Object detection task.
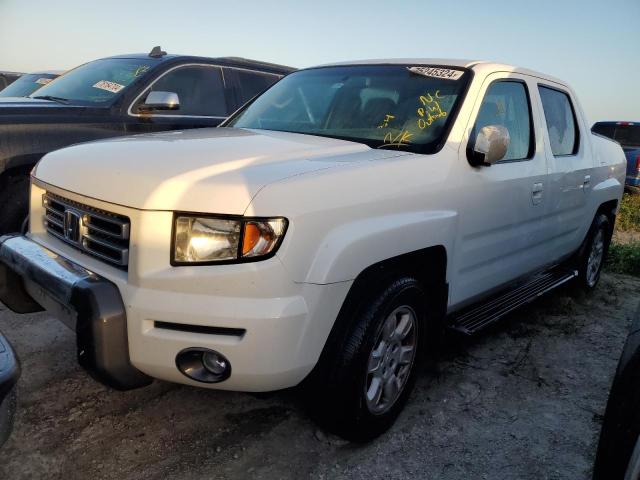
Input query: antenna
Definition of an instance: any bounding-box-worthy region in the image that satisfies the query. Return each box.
[149,46,167,58]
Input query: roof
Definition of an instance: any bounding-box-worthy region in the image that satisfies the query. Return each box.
[313,58,567,86]
[104,53,295,73]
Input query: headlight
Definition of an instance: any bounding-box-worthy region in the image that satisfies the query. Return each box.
[172,214,287,265]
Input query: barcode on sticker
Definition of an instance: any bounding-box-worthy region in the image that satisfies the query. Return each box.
[92,80,125,93]
[408,67,464,81]
[35,78,53,85]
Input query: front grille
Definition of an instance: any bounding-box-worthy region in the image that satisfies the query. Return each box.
[42,192,130,269]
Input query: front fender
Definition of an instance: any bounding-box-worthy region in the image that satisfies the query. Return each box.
[300,210,457,285]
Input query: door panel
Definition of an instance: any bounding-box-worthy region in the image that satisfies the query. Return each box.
[537,84,592,259]
[451,74,549,307]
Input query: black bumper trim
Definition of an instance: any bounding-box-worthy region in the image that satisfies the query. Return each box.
[0,235,151,390]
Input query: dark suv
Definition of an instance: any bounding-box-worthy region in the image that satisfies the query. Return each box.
[0,47,294,233]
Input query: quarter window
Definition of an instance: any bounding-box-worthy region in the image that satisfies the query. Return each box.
[471,81,533,161]
[141,66,228,117]
[538,86,579,156]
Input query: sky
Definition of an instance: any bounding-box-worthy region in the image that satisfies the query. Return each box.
[0,0,638,124]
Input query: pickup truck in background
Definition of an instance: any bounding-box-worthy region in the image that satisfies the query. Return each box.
[0,70,62,98]
[592,121,640,192]
[0,59,625,441]
[0,47,294,234]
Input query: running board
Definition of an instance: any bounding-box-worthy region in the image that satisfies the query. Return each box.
[449,268,578,335]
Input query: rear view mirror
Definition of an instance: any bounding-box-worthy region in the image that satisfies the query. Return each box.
[139,91,180,112]
[469,125,510,166]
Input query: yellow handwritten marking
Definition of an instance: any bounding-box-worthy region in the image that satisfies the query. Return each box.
[377,114,395,129]
[382,130,413,147]
[134,65,151,77]
[416,90,447,129]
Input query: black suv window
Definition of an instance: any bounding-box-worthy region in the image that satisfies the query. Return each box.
[471,80,533,161]
[233,69,280,105]
[144,65,228,117]
[539,86,579,156]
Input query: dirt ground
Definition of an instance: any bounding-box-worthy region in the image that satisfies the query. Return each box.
[0,273,638,480]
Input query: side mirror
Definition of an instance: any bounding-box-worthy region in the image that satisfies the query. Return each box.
[138,91,180,112]
[468,125,510,167]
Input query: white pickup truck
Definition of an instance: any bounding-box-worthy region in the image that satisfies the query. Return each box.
[0,59,626,441]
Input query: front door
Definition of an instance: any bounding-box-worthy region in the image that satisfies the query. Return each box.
[451,73,549,307]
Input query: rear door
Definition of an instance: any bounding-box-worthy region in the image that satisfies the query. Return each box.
[536,84,592,258]
[223,67,283,112]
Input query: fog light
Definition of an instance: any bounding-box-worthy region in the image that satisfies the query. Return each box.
[202,352,228,375]
[175,348,231,383]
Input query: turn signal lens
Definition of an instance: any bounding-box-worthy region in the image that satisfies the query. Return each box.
[242,219,287,258]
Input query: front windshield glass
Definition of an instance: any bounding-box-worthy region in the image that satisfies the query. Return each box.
[0,73,59,97]
[228,65,470,153]
[29,58,156,105]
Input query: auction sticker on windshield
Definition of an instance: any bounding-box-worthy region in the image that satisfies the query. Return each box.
[35,78,53,85]
[408,67,464,81]
[92,80,125,93]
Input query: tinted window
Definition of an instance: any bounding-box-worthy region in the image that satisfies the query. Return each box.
[30,58,155,105]
[234,69,280,105]
[228,65,470,154]
[143,66,228,117]
[539,86,579,156]
[471,81,533,161]
[592,122,615,139]
[613,125,640,148]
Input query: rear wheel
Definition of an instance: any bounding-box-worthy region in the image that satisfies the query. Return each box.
[575,214,612,290]
[0,173,30,235]
[306,276,428,442]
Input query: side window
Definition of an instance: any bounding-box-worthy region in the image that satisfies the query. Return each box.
[538,86,579,156]
[142,66,228,117]
[234,70,280,105]
[471,81,533,161]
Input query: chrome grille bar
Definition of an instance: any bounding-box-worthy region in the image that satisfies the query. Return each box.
[42,192,131,269]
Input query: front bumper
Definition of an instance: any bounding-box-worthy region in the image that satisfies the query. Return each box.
[0,235,151,390]
[0,234,350,392]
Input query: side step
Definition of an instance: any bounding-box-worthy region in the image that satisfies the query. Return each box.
[449,268,578,335]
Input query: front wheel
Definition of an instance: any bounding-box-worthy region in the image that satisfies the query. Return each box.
[576,214,612,290]
[306,277,427,442]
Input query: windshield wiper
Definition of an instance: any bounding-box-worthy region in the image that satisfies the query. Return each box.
[32,95,70,104]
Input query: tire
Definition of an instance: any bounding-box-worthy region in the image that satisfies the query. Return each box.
[306,276,427,442]
[0,387,17,448]
[0,173,30,235]
[575,213,612,291]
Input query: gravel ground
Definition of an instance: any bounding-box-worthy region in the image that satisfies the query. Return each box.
[0,272,638,480]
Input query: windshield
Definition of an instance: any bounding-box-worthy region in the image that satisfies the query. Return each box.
[29,58,156,105]
[227,65,470,153]
[0,73,58,97]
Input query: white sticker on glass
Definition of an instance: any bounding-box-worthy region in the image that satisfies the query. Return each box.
[407,67,464,81]
[35,78,53,85]
[92,80,125,93]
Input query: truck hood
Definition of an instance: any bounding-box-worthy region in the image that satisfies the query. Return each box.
[0,97,92,119]
[34,128,404,214]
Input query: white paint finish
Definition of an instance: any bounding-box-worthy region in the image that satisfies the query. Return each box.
[35,128,398,214]
[28,61,626,391]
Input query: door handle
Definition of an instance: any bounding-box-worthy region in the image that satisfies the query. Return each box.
[583,175,591,190]
[532,182,543,205]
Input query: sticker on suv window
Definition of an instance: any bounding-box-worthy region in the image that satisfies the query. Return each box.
[35,78,53,85]
[407,67,464,81]
[92,80,125,93]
